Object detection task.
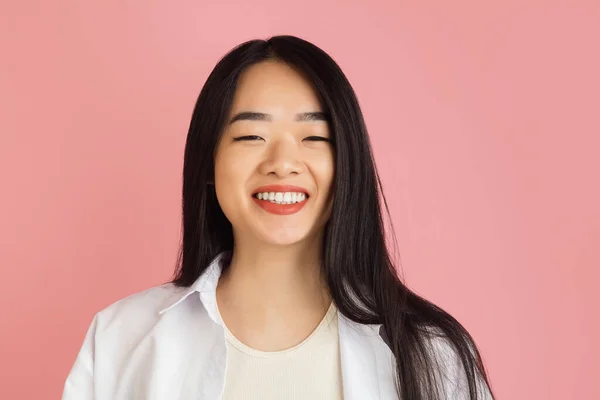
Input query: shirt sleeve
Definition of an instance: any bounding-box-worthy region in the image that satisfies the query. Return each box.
[62,314,97,400]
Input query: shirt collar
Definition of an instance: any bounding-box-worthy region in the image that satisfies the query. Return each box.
[157,250,383,335]
[157,250,232,322]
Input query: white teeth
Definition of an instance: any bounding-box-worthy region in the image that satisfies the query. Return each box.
[255,191,307,204]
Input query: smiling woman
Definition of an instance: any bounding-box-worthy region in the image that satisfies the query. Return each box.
[214,60,335,248]
[62,35,495,400]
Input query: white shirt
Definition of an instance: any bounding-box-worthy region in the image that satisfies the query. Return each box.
[62,251,491,399]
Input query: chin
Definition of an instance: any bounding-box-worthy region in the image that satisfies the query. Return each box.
[257,227,312,247]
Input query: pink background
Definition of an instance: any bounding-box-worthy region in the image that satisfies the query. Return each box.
[1,1,598,399]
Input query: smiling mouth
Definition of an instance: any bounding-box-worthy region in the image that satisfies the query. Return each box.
[251,192,309,204]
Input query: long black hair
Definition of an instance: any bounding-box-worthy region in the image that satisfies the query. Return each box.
[172,35,494,399]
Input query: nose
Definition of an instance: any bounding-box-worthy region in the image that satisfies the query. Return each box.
[258,135,305,178]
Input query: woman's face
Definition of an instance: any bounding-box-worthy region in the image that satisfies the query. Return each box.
[214,60,334,246]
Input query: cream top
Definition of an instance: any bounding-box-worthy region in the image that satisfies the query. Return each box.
[219,302,344,399]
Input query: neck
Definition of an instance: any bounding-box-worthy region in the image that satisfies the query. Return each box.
[216,234,331,330]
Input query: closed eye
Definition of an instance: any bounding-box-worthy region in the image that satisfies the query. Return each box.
[233,135,263,141]
[233,135,332,143]
[304,136,332,142]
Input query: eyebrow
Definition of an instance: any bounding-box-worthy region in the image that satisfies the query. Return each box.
[228,111,330,124]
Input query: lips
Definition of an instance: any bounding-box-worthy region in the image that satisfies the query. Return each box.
[251,184,310,216]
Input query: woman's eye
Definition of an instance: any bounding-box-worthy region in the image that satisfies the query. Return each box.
[304,136,331,142]
[233,135,263,141]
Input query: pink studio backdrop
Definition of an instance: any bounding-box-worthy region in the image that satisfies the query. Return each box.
[1,1,598,399]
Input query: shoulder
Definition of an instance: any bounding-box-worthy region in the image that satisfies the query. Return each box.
[63,282,201,397]
[98,282,183,318]
[87,282,188,338]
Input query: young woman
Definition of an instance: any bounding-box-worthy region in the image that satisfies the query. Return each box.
[63,35,494,399]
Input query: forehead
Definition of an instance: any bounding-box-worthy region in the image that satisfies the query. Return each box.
[230,60,323,114]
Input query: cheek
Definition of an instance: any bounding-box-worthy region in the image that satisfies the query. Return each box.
[213,149,254,215]
[214,148,243,184]
[215,143,257,176]
[213,178,240,227]
[311,153,335,196]
[213,151,239,216]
